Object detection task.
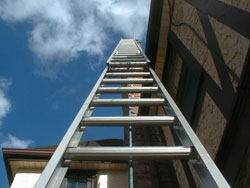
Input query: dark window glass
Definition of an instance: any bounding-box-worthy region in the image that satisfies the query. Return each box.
[67,178,87,188]
[60,172,96,188]
[176,62,201,122]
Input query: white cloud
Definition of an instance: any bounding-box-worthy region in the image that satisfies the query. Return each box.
[1,134,34,148]
[0,0,151,76]
[0,77,11,127]
[0,78,34,149]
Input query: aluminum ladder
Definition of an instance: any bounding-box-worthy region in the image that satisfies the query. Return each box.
[34,39,230,188]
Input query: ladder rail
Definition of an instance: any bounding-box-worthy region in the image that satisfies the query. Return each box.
[34,67,108,188]
[68,106,95,147]
[149,67,230,188]
[133,39,150,62]
[107,39,123,63]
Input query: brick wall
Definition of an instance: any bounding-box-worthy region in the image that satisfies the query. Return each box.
[124,83,154,188]
[123,74,180,187]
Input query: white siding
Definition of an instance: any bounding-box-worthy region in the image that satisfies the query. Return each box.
[11,173,41,188]
[97,170,129,188]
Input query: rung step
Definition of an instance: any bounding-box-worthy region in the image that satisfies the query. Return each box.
[81,116,175,126]
[97,87,158,93]
[102,78,154,84]
[109,68,145,72]
[105,72,151,77]
[108,62,148,67]
[116,51,139,53]
[110,59,146,62]
[117,48,138,50]
[112,56,144,59]
[91,98,165,106]
[113,54,143,57]
[115,53,139,55]
[65,146,195,160]
[116,50,139,52]
[116,51,138,53]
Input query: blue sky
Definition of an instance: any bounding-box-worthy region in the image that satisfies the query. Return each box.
[0,0,151,187]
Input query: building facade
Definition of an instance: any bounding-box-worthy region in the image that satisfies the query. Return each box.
[145,0,250,187]
[3,140,129,188]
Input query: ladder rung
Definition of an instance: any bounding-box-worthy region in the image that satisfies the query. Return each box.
[116,50,139,52]
[64,146,195,160]
[116,51,138,53]
[102,78,154,84]
[105,72,151,77]
[110,59,146,62]
[117,48,138,50]
[115,53,139,56]
[97,87,158,93]
[81,116,175,126]
[109,68,145,72]
[117,50,138,52]
[113,54,143,57]
[91,98,165,106]
[112,56,144,59]
[108,62,148,67]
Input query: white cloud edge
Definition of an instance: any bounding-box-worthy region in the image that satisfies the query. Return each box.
[0,77,11,124]
[0,134,34,148]
[0,77,34,148]
[0,0,151,77]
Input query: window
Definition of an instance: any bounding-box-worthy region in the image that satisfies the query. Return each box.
[163,44,202,124]
[176,62,201,122]
[60,170,97,188]
[66,177,90,188]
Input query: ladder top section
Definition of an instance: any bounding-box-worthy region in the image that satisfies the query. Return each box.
[107,39,150,63]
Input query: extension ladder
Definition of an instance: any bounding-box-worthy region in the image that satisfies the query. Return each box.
[34,39,230,188]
